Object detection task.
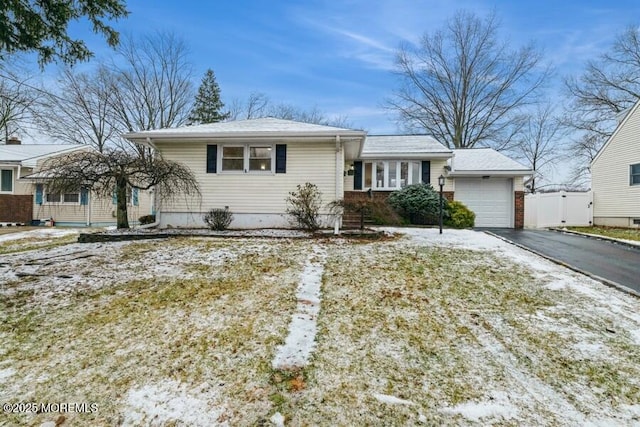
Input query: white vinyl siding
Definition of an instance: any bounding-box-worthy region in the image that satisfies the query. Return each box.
[592,103,640,218]
[157,140,337,214]
[33,186,152,225]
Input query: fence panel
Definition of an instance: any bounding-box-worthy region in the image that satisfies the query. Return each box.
[525,191,592,228]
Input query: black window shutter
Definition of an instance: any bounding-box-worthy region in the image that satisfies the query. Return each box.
[354,161,363,190]
[421,161,431,184]
[206,145,217,173]
[275,144,287,173]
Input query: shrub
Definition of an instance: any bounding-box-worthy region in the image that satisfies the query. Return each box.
[445,201,475,228]
[387,183,448,225]
[286,183,322,231]
[138,214,156,225]
[203,207,233,231]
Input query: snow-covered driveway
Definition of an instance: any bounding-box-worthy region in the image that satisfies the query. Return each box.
[1,227,638,426]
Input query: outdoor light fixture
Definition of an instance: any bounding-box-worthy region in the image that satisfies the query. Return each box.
[438,174,445,234]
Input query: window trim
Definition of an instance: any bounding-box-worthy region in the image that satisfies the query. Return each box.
[44,191,81,205]
[219,144,275,174]
[362,160,422,190]
[0,168,13,193]
[631,163,640,186]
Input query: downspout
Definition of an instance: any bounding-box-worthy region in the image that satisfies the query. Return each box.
[86,189,90,226]
[137,137,161,229]
[334,135,342,235]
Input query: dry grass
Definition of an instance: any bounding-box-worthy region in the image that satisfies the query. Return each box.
[567,226,640,242]
[1,230,639,425]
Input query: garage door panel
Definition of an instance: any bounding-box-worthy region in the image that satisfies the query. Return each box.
[455,178,512,227]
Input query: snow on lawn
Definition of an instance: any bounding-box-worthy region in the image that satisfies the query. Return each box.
[0,227,79,243]
[1,227,639,425]
[272,245,327,370]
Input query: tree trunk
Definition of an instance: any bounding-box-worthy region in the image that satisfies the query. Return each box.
[116,176,129,229]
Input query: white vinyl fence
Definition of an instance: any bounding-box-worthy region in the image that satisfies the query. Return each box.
[525,191,593,228]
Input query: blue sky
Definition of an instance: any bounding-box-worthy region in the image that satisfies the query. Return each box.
[57,0,640,134]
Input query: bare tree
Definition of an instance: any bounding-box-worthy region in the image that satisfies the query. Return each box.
[388,10,550,149]
[0,63,37,142]
[514,104,566,193]
[37,66,119,152]
[564,24,640,184]
[227,92,270,120]
[108,31,195,155]
[41,149,200,229]
[228,91,352,127]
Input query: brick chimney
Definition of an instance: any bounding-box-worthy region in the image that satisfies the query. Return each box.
[6,136,21,145]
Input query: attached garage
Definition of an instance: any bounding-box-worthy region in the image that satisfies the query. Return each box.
[454,177,513,227]
[447,148,532,229]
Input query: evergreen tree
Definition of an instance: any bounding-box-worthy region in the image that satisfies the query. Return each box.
[189,69,229,124]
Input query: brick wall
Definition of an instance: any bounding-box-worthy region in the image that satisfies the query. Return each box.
[0,195,33,223]
[344,190,454,202]
[514,191,524,229]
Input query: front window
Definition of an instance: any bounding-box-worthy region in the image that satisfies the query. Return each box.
[222,146,244,171]
[220,144,274,173]
[45,192,80,204]
[249,146,272,171]
[64,193,79,203]
[631,163,640,185]
[0,169,13,192]
[363,161,421,190]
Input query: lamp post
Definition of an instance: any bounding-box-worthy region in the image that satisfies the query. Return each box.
[438,174,445,234]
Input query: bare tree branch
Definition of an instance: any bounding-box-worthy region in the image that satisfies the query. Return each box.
[40,149,200,229]
[388,10,551,149]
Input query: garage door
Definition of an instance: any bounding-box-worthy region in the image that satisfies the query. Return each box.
[455,178,513,227]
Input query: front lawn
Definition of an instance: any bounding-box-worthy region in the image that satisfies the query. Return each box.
[567,226,640,242]
[1,228,639,425]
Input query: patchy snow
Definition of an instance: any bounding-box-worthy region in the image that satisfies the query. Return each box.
[0,227,79,243]
[0,367,15,380]
[2,226,640,425]
[270,412,285,426]
[123,381,228,427]
[272,245,327,370]
[373,393,415,405]
[440,392,519,422]
[105,227,312,238]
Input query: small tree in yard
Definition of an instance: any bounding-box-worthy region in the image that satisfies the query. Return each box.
[286,183,322,231]
[41,149,200,229]
[388,183,447,225]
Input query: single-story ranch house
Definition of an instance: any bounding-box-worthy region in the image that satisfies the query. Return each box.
[124,118,531,229]
[0,139,152,226]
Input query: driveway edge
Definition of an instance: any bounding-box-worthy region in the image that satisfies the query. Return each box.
[485,231,640,299]
[548,228,640,249]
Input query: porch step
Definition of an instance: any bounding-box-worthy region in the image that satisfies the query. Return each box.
[341,212,374,229]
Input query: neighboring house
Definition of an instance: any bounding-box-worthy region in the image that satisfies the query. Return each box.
[591,100,640,228]
[0,139,152,226]
[124,118,531,229]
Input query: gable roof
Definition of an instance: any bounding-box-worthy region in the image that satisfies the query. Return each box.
[591,98,640,167]
[359,135,452,159]
[448,148,531,176]
[0,144,88,168]
[123,117,367,143]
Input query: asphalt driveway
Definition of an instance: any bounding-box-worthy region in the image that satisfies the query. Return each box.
[486,229,640,295]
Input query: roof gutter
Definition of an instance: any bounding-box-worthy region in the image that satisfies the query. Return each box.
[447,170,533,177]
[123,130,366,142]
